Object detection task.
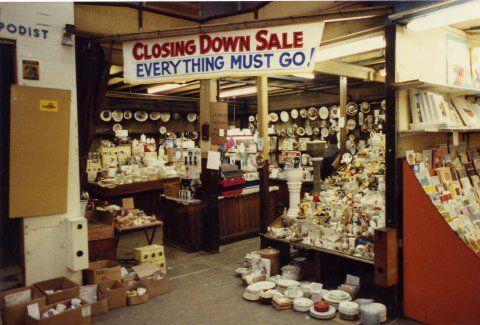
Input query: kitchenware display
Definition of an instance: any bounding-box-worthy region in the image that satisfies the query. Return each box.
[247,281,276,292]
[301,154,309,166]
[235,267,250,276]
[280,129,287,137]
[313,301,329,313]
[339,301,360,321]
[369,303,387,322]
[284,288,303,299]
[305,126,313,136]
[313,127,320,135]
[112,110,123,122]
[365,114,374,124]
[134,111,148,122]
[307,107,318,120]
[269,112,279,122]
[309,305,336,320]
[293,298,313,312]
[100,110,112,122]
[321,127,330,138]
[347,119,356,130]
[319,106,329,119]
[342,152,353,164]
[280,111,289,122]
[291,109,299,119]
[187,113,197,122]
[243,291,260,301]
[360,101,371,113]
[112,123,122,132]
[190,131,199,140]
[248,115,255,122]
[346,102,358,116]
[330,105,339,118]
[269,275,284,284]
[259,292,273,305]
[173,112,180,120]
[296,127,305,136]
[276,279,300,293]
[149,111,161,121]
[281,265,301,280]
[159,126,167,134]
[160,112,171,122]
[330,118,338,127]
[300,108,308,118]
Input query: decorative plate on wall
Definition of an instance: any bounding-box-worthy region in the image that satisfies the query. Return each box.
[307,107,318,120]
[360,102,371,113]
[319,106,329,120]
[100,110,112,122]
[280,111,290,122]
[291,109,299,119]
[160,112,171,122]
[300,108,308,118]
[346,102,358,116]
[134,111,148,122]
[149,112,161,121]
[112,110,123,122]
[123,111,132,120]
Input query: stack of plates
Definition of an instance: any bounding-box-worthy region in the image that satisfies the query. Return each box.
[360,304,381,324]
[243,289,260,301]
[322,290,351,309]
[284,288,303,299]
[370,303,387,322]
[309,305,336,320]
[293,297,313,312]
[246,281,275,293]
[355,298,374,306]
[272,296,293,310]
[276,279,299,293]
[339,301,360,320]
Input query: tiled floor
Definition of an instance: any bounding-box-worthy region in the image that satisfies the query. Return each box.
[94,237,417,325]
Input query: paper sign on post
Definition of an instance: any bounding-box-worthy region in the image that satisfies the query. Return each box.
[207,151,221,170]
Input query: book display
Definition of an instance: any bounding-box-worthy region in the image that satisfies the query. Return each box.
[405,143,480,255]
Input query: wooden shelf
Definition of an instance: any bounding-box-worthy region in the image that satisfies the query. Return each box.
[398,127,480,136]
[85,177,180,198]
[261,233,374,265]
[393,80,480,96]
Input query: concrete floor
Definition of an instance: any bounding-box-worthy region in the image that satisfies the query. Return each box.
[94,237,417,325]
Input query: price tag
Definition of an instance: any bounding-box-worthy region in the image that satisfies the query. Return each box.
[346,274,360,286]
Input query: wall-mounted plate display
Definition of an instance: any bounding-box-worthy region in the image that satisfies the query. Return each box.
[173,112,180,120]
[280,111,290,122]
[319,106,329,120]
[346,102,358,116]
[313,127,320,135]
[347,119,356,130]
[307,107,318,120]
[134,111,148,122]
[300,108,308,118]
[149,111,161,121]
[159,126,167,134]
[330,106,339,118]
[305,126,313,136]
[112,110,123,122]
[112,123,122,131]
[297,127,305,136]
[123,111,132,120]
[360,102,371,113]
[248,115,255,122]
[187,113,197,122]
[269,112,279,123]
[100,110,112,122]
[160,112,171,122]
[291,109,299,119]
[321,127,329,138]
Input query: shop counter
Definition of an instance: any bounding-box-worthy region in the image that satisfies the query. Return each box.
[84,177,180,218]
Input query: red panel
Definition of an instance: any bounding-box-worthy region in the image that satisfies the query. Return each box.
[403,161,480,324]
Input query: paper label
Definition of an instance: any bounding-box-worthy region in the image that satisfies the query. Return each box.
[39,99,58,112]
[346,274,360,286]
[4,289,31,307]
[206,151,221,170]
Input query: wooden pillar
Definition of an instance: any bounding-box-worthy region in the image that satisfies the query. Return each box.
[199,79,220,253]
[199,79,217,157]
[257,76,271,233]
[339,76,347,154]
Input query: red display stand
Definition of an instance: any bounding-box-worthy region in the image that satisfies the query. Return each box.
[403,161,480,324]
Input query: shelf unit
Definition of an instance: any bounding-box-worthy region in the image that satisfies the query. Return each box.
[393,80,480,97]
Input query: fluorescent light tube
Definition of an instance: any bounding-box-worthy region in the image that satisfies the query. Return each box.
[219,86,257,98]
[407,0,480,31]
[147,83,184,94]
[315,35,385,62]
[293,73,315,79]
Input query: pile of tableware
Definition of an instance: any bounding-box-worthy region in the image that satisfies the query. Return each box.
[243,281,275,301]
[284,286,303,299]
[360,304,381,324]
[281,265,301,280]
[369,303,387,322]
[322,290,352,309]
[338,301,360,320]
[309,301,336,320]
[292,297,313,312]
[309,282,323,301]
[272,296,293,310]
[276,279,299,294]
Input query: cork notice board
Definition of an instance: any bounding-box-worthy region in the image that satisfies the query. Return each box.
[210,102,228,145]
[9,85,71,218]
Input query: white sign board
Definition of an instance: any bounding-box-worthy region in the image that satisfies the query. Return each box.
[123,22,325,83]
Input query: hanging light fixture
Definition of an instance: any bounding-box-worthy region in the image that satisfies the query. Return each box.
[315,33,385,62]
[219,86,257,98]
[147,83,185,94]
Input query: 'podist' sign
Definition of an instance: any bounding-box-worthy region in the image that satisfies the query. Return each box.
[123,22,325,83]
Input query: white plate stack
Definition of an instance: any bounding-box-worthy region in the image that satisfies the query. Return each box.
[338,301,360,321]
[276,279,300,294]
[293,297,313,312]
[322,290,351,310]
[309,305,336,319]
[360,304,381,325]
[369,303,387,322]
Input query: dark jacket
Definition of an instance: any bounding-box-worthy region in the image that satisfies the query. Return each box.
[321,144,339,179]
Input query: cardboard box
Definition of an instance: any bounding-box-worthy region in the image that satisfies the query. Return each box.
[34,277,79,305]
[90,297,108,317]
[0,286,46,325]
[127,292,149,306]
[79,285,108,317]
[139,273,170,298]
[98,281,126,310]
[25,299,91,325]
[84,260,121,284]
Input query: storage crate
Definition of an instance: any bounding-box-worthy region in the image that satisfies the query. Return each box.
[151,257,167,274]
[134,245,164,263]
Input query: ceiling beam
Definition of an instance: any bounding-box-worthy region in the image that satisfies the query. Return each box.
[313,60,385,83]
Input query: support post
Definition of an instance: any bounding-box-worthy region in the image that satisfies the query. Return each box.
[199,79,220,253]
[257,76,271,233]
[339,76,347,154]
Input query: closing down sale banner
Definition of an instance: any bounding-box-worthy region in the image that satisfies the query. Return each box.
[123,22,325,83]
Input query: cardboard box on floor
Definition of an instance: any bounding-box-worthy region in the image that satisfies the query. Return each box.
[84,260,121,284]
[25,299,91,325]
[127,289,149,306]
[79,285,108,317]
[97,281,127,310]
[34,277,79,305]
[0,286,46,325]
[134,263,170,298]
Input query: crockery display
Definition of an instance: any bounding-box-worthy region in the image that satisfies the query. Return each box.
[112,110,123,122]
[149,111,161,121]
[319,106,329,120]
[300,108,308,118]
[160,112,171,122]
[307,107,318,120]
[280,111,290,122]
[134,111,148,122]
[291,109,299,119]
[100,110,112,122]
